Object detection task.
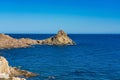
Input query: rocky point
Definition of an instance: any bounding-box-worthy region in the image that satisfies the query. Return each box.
[0,30,76,49]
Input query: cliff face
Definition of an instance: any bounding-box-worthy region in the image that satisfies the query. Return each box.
[0,30,76,49]
[0,56,37,80]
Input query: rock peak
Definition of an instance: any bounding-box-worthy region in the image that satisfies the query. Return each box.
[42,30,76,45]
[57,30,67,36]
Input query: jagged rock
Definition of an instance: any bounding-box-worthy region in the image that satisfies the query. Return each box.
[0,56,10,74]
[9,67,37,78]
[0,30,76,49]
[0,56,37,80]
[41,30,75,45]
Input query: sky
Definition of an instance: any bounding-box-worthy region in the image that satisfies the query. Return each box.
[0,0,120,34]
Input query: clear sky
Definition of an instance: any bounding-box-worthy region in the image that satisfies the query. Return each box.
[0,0,120,34]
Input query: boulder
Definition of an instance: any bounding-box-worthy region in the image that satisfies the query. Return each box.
[0,56,37,80]
[0,56,10,74]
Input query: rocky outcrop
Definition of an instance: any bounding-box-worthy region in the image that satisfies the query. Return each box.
[0,34,29,49]
[9,67,37,78]
[0,56,10,74]
[0,56,37,80]
[0,30,75,49]
[40,30,75,45]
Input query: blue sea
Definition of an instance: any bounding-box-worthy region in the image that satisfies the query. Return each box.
[0,34,120,80]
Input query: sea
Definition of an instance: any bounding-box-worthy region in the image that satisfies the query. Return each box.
[0,34,120,80]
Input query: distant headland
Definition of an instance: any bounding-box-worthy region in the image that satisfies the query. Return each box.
[0,30,76,49]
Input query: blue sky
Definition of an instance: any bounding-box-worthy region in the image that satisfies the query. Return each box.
[0,0,120,33]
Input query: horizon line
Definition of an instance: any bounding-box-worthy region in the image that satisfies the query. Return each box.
[1,33,120,35]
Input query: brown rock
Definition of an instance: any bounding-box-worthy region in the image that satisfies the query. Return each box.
[41,30,76,45]
[11,77,26,80]
[0,34,13,40]
[0,56,37,80]
[0,56,10,74]
[0,77,26,80]
[0,30,76,49]
[9,67,37,78]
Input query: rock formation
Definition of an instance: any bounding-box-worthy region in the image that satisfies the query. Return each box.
[0,34,37,49]
[0,56,37,80]
[40,30,75,45]
[0,30,76,49]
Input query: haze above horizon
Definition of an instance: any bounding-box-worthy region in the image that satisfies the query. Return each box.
[0,0,120,34]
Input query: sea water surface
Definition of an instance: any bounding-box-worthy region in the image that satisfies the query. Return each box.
[0,34,120,80]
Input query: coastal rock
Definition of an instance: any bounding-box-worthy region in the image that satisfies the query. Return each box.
[0,30,76,49]
[11,77,26,80]
[9,67,37,78]
[0,56,10,74]
[41,30,75,45]
[0,56,37,80]
[0,34,29,49]
[0,77,26,80]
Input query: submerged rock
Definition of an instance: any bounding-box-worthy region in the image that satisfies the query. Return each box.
[48,76,56,80]
[0,30,76,49]
[0,56,37,80]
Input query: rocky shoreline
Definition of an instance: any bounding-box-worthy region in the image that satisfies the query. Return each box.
[0,56,37,80]
[0,30,76,80]
[0,30,76,49]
